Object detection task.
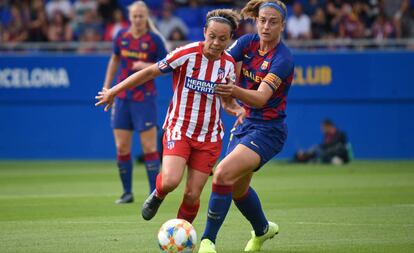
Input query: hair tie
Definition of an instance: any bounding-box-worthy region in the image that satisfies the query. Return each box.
[206,16,234,30]
[259,2,286,20]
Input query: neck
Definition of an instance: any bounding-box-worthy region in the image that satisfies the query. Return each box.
[259,36,281,53]
[130,27,147,37]
[202,44,221,61]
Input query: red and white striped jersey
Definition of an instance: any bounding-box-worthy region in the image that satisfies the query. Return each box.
[157,42,236,143]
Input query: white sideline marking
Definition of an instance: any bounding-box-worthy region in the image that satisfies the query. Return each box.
[289,222,414,227]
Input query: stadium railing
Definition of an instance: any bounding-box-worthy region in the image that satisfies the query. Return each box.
[1,38,414,53]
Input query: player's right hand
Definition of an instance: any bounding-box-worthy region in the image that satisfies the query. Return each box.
[95,88,115,112]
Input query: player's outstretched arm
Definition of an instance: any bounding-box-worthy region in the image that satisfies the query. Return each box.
[95,63,161,111]
[232,81,274,108]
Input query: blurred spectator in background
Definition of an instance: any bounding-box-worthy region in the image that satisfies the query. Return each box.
[47,11,73,42]
[98,0,118,24]
[45,0,73,20]
[311,7,331,39]
[372,12,395,40]
[28,0,48,41]
[72,0,97,36]
[2,4,28,42]
[293,119,351,165]
[393,0,414,38]
[157,3,188,40]
[103,8,128,41]
[333,3,365,39]
[76,9,103,41]
[0,0,413,45]
[303,0,324,17]
[287,1,311,40]
[77,27,102,53]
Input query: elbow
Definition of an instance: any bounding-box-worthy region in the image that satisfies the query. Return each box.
[254,100,267,108]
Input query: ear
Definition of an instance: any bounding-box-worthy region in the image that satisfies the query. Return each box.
[203,26,207,39]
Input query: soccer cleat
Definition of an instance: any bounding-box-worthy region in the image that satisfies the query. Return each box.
[244,222,279,251]
[115,192,134,204]
[141,190,163,220]
[198,238,216,253]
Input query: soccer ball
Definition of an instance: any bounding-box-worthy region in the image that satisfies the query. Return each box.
[157,218,197,253]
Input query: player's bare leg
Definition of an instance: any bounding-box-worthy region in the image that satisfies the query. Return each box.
[177,168,210,223]
[142,155,186,220]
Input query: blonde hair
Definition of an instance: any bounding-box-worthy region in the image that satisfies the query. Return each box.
[205,9,241,33]
[128,1,167,45]
[241,0,287,20]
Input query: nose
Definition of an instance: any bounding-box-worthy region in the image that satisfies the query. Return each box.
[213,38,220,45]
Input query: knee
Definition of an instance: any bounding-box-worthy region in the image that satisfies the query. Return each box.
[183,188,201,204]
[141,138,157,153]
[160,174,180,193]
[116,143,130,155]
[213,166,235,186]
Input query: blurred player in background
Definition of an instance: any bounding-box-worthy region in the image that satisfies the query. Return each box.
[96,9,244,223]
[198,1,294,252]
[101,1,167,204]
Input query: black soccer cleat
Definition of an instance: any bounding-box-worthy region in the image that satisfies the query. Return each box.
[141,190,163,220]
[115,192,134,204]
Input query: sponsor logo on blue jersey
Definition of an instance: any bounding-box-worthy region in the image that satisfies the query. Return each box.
[185,76,218,94]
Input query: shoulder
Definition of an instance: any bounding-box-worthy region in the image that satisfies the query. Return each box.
[223,51,236,65]
[273,42,294,66]
[235,33,259,47]
[147,31,163,41]
[166,41,200,60]
[114,28,129,40]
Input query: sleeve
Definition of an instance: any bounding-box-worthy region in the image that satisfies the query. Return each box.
[227,34,252,62]
[112,30,123,56]
[264,55,294,92]
[152,34,168,61]
[157,45,190,74]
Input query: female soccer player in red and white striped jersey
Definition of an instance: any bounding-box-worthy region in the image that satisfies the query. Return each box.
[96,9,244,224]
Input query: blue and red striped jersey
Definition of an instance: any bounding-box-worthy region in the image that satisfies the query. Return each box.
[228,33,294,121]
[113,28,167,101]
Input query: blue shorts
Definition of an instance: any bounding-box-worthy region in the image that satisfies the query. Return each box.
[111,97,157,132]
[226,118,287,171]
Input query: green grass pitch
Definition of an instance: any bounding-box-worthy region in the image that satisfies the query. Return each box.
[0,161,413,253]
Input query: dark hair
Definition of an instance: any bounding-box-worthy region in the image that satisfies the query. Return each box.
[322,118,334,127]
[205,9,241,33]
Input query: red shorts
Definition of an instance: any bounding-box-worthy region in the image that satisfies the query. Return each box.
[162,134,222,174]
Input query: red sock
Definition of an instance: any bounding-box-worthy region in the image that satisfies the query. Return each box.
[155,173,167,199]
[177,200,200,224]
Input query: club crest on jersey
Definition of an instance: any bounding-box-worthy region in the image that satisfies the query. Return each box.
[141,42,149,50]
[167,140,175,150]
[121,40,128,46]
[261,61,269,70]
[217,68,225,80]
[185,76,217,94]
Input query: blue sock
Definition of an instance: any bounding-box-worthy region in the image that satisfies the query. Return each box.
[143,152,160,193]
[234,187,268,236]
[117,154,133,194]
[202,184,233,243]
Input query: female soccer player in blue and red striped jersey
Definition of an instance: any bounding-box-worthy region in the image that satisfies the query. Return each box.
[198,1,294,252]
[96,9,244,224]
[101,1,167,204]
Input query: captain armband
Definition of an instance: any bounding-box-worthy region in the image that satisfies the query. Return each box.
[263,73,282,92]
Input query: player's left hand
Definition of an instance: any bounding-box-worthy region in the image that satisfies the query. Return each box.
[233,107,245,127]
[95,88,115,111]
